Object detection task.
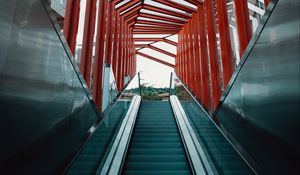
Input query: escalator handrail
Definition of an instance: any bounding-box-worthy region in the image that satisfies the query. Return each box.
[98,95,141,175]
[170,72,257,174]
[60,73,140,174]
[170,95,215,175]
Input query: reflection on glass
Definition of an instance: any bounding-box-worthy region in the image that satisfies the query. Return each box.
[170,73,253,175]
[66,74,140,174]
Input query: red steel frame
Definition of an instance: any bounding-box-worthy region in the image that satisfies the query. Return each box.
[234,0,252,57]
[205,0,221,110]
[63,0,80,55]
[92,0,108,110]
[216,0,234,88]
[79,0,96,89]
[63,0,259,113]
[264,0,270,8]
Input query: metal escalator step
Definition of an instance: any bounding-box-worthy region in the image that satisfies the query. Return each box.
[123,170,191,175]
[127,155,187,162]
[122,101,191,174]
[127,148,186,155]
[125,162,190,171]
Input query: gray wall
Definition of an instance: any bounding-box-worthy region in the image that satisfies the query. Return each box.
[0,0,98,174]
[215,0,300,174]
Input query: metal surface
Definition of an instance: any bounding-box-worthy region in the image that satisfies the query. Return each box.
[215,0,300,174]
[170,95,213,175]
[99,95,141,175]
[0,0,98,174]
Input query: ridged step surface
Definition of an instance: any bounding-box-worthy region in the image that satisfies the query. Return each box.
[122,101,191,175]
[180,101,253,175]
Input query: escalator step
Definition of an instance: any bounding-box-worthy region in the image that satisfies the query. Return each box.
[122,101,191,174]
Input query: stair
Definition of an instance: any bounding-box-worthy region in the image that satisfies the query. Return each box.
[122,101,191,175]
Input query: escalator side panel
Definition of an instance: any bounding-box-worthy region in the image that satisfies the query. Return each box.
[214,0,300,174]
[0,0,97,174]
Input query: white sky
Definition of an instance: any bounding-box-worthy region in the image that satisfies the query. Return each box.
[76,0,177,88]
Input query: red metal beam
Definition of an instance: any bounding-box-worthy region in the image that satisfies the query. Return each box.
[183,26,189,86]
[136,51,175,68]
[134,44,149,48]
[133,25,180,30]
[116,0,140,13]
[216,0,234,88]
[198,4,210,110]
[187,19,196,95]
[178,31,183,80]
[139,12,186,24]
[205,0,222,110]
[120,4,142,18]
[163,38,178,46]
[264,0,270,8]
[234,0,252,57]
[136,19,183,28]
[105,2,114,65]
[135,44,176,58]
[133,31,178,34]
[80,0,97,88]
[93,0,107,110]
[192,13,201,99]
[153,0,197,13]
[148,45,176,58]
[112,12,120,81]
[134,38,164,42]
[143,4,191,19]
[63,0,80,55]
[185,0,203,6]
[117,17,124,90]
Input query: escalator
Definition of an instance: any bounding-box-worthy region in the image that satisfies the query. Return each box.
[122,101,191,175]
[65,87,255,175]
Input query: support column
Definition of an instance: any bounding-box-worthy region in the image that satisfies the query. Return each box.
[264,0,270,8]
[117,18,124,90]
[205,1,222,110]
[216,0,234,88]
[80,0,97,88]
[234,0,252,57]
[192,13,201,100]
[112,12,119,78]
[105,2,114,65]
[188,20,196,94]
[63,0,80,55]
[92,0,107,110]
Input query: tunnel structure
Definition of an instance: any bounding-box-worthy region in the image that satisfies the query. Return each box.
[0,0,299,175]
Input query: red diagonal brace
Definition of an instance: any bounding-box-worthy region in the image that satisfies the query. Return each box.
[63,0,80,55]
[136,51,175,68]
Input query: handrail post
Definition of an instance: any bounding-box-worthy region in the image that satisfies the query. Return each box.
[138,72,142,96]
[169,72,173,96]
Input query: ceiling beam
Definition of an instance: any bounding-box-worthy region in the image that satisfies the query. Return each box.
[143,4,191,19]
[136,19,183,28]
[116,0,140,13]
[152,0,197,13]
[139,12,187,24]
[136,51,175,68]
[133,31,178,34]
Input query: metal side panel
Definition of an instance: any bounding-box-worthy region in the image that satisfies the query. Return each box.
[170,95,212,175]
[0,0,98,174]
[214,0,300,174]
